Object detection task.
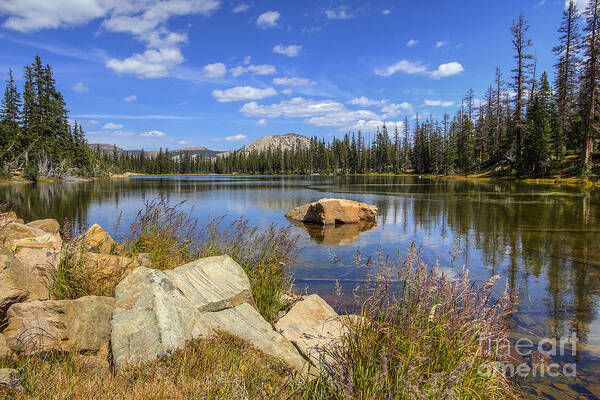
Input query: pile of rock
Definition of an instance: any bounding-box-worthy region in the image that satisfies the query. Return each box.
[0,211,353,383]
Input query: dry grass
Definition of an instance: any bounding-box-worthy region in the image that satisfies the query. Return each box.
[0,332,319,400]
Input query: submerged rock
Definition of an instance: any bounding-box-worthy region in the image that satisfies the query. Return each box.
[285,198,377,225]
[3,296,114,353]
[111,255,306,372]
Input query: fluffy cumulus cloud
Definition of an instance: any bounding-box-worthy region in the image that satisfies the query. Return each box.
[140,130,166,137]
[325,6,352,20]
[374,60,428,77]
[348,96,385,107]
[430,62,464,79]
[273,44,302,57]
[256,11,279,28]
[347,120,404,132]
[230,64,276,77]
[202,62,227,79]
[273,77,315,86]
[240,96,412,131]
[102,122,123,130]
[73,81,89,93]
[281,88,293,95]
[406,39,419,47]
[0,0,221,78]
[436,40,449,48]
[212,86,277,102]
[214,134,247,141]
[382,9,391,15]
[425,99,455,107]
[256,118,267,125]
[123,94,137,102]
[375,60,464,79]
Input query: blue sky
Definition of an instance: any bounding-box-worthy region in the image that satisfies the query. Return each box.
[0,0,587,150]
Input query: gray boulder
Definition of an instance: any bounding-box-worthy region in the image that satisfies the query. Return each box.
[3,296,114,353]
[111,255,306,372]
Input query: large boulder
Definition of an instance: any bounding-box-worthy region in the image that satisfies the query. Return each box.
[0,222,45,244]
[75,224,126,255]
[111,255,306,372]
[275,294,351,368]
[3,296,114,353]
[81,252,151,277]
[0,212,23,227]
[285,198,377,225]
[0,246,53,322]
[0,334,10,357]
[26,219,60,235]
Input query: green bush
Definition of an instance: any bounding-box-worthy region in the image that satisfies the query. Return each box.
[23,160,39,182]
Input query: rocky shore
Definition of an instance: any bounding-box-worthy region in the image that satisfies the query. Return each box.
[0,211,352,391]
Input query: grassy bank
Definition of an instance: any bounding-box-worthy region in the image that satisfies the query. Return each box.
[1,201,525,399]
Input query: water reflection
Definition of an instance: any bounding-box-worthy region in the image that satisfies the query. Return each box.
[288,219,377,246]
[0,175,599,393]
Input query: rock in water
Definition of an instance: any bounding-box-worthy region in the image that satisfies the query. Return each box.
[285,198,377,225]
[275,294,352,368]
[111,255,306,371]
[3,296,114,353]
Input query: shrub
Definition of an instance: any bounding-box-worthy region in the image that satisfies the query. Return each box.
[124,196,300,322]
[319,243,522,400]
[22,160,38,182]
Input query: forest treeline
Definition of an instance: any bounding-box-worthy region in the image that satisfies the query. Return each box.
[1,1,599,179]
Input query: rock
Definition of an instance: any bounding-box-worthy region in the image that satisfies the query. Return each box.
[0,246,51,322]
[26,219,60,235]
[285,198,377,225]
[0,212,23,226]
[3,296,114,354]
[0,222,45,245]
[0,334,11,357]
[111,255,306,372]
[81,252,151,277]
[291,219,377,246]
[0,368,22,394]
[275,294,349,368]
[12,244,58,299]
[75,224,125,255]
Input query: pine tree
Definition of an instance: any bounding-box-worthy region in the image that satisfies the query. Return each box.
[510,13,535,159]
[579,0,600,171]
[553,0,581,140]
[0,69,21,160]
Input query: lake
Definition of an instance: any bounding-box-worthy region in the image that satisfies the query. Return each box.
[1,175,599,397]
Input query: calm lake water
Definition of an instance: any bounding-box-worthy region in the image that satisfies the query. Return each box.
[1,175,599,397]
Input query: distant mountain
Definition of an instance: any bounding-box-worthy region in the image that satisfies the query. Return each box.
[88,144,224,159]
[220,133,311,157]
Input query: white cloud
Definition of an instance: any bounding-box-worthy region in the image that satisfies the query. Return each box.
[281,88,293,95]
[436,40,449,48]
[348,96,384,107]
[73,82,90,93]
[256,119,267,126]
[140,130,166,137]
[87,120,99,125]
[243,56,251,65]
[430,62,464,79]
[102,122,124,130]
[123,94,137,102]
[212,86,277,102]
[257,11,279,28]
[381,102,413,118]
[87,130,134,136]
[241,97,346,119]
[230,64,276,77]
[202,62,227,79]
[374,60,428,77]
[73,81,89,93]
[382,9,391,15]
[425,99,455,107]
[565,0,587,9]
[215,134,247,141]
[273,44,302,57]
[406,39,419,47]
[273,77,316,86]
[325,6,352,19]
[233,3,249,13]
[178,140,190,145]
[347,120,404,132]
